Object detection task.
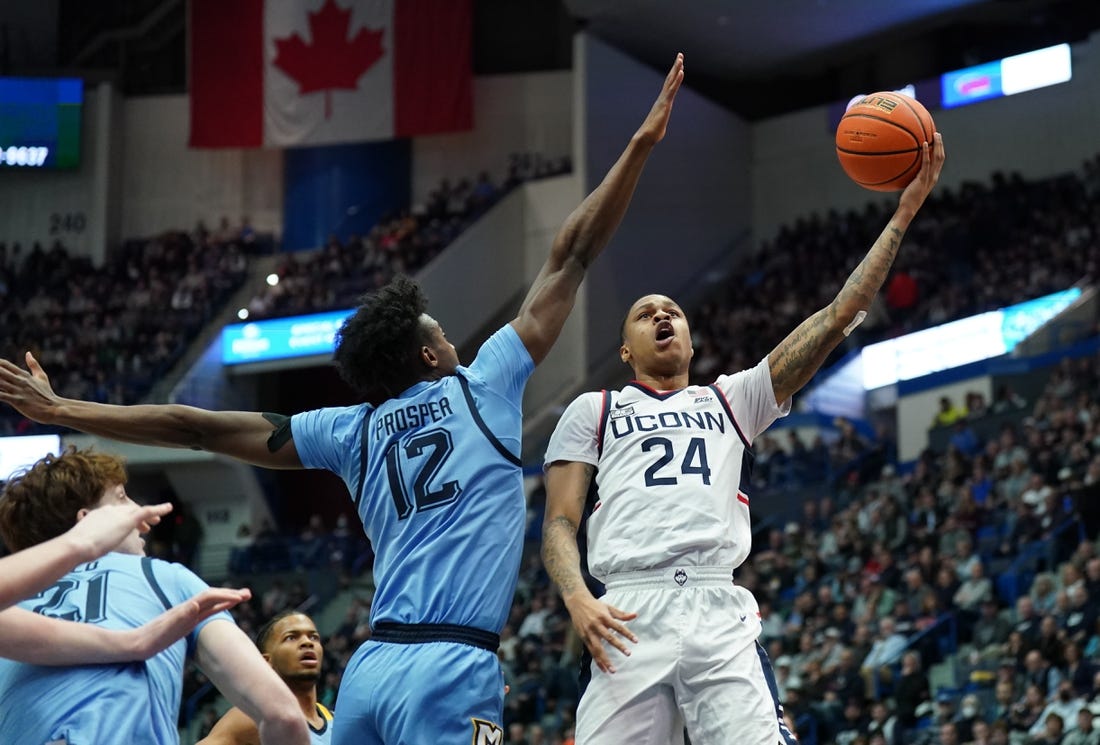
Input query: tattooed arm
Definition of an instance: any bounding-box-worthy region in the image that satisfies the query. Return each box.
[543,461,638,674]
[768,134,945,403]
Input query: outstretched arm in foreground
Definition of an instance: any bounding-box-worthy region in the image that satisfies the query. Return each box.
[0,501,172,610]
[0,587,249,665]
[542,461,638,674]
[196,619,310,745]
[0,354,302,468]
[512,54,685,364]
[768,134,946,403]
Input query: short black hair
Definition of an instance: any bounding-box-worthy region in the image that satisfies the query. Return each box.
[255,609,306,654]
[334,275,432,405]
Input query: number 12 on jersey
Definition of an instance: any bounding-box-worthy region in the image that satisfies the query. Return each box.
[385,428,463,519]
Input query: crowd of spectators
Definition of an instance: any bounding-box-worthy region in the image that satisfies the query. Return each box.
[172,154,1100,744]
[241,152,571,320]
[179,344,1100,745]
[0,228,251,435]
[687,157,1100,384]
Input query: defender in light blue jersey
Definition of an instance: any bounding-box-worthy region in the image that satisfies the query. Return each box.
[0,54,686,744]
[0,450,311,745]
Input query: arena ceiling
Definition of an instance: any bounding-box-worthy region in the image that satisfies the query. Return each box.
[561,0,1100,119]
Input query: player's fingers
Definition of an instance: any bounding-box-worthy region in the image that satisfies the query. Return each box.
[192,588,250,617]
[607,619,638,644]
[25,352,47,380]
[588,640,614,674]
[607,605,638,622]
[601,625,633,657]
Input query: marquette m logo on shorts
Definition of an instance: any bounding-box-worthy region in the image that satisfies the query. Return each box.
[609,405,634,419]
[471,718,503,745]
[674,569,687,586]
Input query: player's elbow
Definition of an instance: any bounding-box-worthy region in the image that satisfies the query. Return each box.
[256,706,309,744]
[826,299,866,336]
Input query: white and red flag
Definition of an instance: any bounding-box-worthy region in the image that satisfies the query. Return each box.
[189,0,472,148]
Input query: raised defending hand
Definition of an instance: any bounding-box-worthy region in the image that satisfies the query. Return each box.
[898,132,945,212]
[635,53,685,146]
[0,352,60,424]
[68,502,174,562]
[126,587,251,660]
[565,592,639,674]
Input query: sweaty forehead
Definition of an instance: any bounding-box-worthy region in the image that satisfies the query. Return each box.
[274,614,317,636]
[628,295,680,315]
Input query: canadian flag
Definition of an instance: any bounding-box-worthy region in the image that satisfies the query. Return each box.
[189,0,472,148]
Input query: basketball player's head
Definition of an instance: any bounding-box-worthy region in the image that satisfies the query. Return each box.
[256,610,323,687]
[0,447,144,555]
[334,275,459,406]
[619,294,693,377]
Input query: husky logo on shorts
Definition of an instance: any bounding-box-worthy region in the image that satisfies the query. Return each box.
[674,569,687,586]
[471,718,503,745]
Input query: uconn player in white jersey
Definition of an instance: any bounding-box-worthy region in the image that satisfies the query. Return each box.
[0,56,687,745]
[543,136,946,744]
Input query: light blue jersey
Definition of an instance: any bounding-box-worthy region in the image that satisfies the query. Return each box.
[292,324,533,633]
[292,324,533,745]
[0,552,231,745]
[311,703,334,744]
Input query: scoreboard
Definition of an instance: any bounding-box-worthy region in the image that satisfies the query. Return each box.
[0,77,83,170]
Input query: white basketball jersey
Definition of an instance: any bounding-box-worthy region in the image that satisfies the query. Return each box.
[545,357,790,581]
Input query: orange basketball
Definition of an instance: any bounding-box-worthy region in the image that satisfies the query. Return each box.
[835,92,936,192]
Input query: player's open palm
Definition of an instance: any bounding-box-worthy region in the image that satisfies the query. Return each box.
[565,592,638,674]
[0,352,61,423]
[636,53,684,145]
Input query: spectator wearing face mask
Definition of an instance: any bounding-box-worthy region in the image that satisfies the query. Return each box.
[1030,682,1086,740]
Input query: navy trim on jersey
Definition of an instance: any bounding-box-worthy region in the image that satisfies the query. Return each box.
[708,384,751,451]
[354,406,375,508]
[596,390,611,459]
[626,381,682,400]
[755,641,799,745]
[141,557,172,611]
[310,703,330,736]
[456,373,521,466]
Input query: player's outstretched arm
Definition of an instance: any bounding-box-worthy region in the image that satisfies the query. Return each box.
[0,587,249,665]
[767,134,945,403]
[511,53,685,364]
[0,501,172,610]
[543,460,638,675]
[0,352,302,468]
[195,619,310,745]
[196,706,260,745]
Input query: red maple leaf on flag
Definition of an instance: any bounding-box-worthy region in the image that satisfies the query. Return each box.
[272,0,385,119]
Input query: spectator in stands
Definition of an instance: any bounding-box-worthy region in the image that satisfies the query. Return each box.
[992,679,1019,725]
[1031,682,1085,740]
[1033,711,1067,745]
[973,599,1014,657]
[1063,707,1100,745]
[1026,650,1066,699]
[938,720,961,745]
[934,396,969,428]
[955,693,984,742]
[892,651,929,731]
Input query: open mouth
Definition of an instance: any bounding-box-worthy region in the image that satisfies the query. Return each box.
[299,652,319,665]
[655,322,675,343]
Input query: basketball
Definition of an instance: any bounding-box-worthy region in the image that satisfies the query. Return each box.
[835,91,936,192]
